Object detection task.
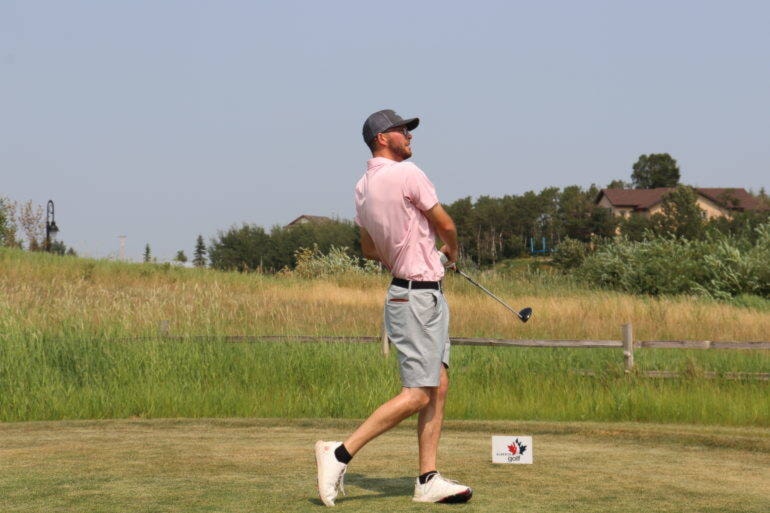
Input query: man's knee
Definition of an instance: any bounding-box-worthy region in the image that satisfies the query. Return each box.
[403,388,432,412]
[437,366,450,398]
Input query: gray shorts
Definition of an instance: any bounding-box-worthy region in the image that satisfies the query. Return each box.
[384,283,450,388]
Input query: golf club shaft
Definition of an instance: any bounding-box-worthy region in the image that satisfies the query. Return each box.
[455,268,524,320]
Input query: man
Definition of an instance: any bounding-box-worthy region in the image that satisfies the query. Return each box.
[314,109,472,506]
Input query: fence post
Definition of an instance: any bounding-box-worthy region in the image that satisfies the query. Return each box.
[381,324,390,356]
[622,323,634,372]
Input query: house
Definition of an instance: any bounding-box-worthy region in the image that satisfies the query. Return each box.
[285,215,333,228]
[596,187,764,220]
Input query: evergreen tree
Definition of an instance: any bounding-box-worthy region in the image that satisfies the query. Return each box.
[143,244,152,263]
[193,235,207,268]
[175,250,188,264]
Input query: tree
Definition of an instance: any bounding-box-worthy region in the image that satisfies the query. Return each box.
[631,153,681,189]
[472,195,506,265]
[174,250,188,264]
[207,219,359,273]
[18,200,45,250]
[143,244,152,263]
[0,197,17,247]
[208,224,272,272]
[619,213,653,241]
[193,235,207,267]
[558,185,595,241]
[707,209,770,244]
[270,219,359,270]
[650,185,705,239]
[444,197,474,262]
[606,179,630,189]
[49,240,69,256]
[758,187,770,208]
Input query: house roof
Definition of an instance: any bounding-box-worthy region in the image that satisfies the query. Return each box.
[695,188,764,210]
[596,187,764,212]
[285,214,333,228]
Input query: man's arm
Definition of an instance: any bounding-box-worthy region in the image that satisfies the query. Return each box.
[424,203,459,265]
[359,227,383,263]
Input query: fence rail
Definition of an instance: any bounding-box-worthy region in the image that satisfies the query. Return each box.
[154,321,769,379]
[447,338,623,348]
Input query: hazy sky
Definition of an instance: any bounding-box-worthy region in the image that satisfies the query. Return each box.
[3,1,769,261]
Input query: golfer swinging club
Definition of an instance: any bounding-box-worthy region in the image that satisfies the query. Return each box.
[315,109,472,506]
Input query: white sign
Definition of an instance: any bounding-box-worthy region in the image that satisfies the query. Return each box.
[492,436,533,464]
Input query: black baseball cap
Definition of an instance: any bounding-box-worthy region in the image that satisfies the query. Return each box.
[362,109,419,144]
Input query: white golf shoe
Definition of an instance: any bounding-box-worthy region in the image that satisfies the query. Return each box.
[413,473,473,503]
[315,441,347,506]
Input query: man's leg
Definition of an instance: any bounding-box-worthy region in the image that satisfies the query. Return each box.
[316,387,431,506]
[411,365,472,503]
[343,386,431,456]
[417,365,449,474]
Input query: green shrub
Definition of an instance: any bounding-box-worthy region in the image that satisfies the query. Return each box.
[552,237,588,270]
[291,244,379,278]
[576,222,770,298]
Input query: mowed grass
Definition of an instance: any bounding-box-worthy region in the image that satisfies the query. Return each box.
[1,419,768,513]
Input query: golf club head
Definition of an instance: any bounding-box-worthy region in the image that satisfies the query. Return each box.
[518,307,533,323]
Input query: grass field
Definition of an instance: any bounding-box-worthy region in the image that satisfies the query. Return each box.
[1,418,768,513]
[1,247,769,425]
[2,247,769,342]
[2,338,768,425]
[1,249,769,510]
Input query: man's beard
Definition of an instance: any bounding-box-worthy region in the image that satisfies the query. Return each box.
[389,140,412,161]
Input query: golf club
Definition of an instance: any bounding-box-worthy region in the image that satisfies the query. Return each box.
[441,254,532,322]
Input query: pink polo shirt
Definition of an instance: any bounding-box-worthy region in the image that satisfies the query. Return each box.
[354,157,445,281]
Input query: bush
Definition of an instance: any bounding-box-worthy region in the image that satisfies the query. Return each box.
[291,244,380,278]
[575,222,770,298]
[551,237,588,270]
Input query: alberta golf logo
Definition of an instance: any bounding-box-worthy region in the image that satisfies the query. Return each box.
[492,436,533,464]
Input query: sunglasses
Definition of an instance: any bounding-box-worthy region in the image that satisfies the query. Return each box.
[384,126,410,137]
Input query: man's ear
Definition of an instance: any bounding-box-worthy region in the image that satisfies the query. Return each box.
[373,132,388,149]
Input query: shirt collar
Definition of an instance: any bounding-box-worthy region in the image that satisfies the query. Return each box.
[367,156,397,172]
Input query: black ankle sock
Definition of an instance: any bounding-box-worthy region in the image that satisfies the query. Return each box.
[418,470,438,484]
[334,444,352,464]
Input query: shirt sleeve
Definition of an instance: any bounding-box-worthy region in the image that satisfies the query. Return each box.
[404,164,439,212]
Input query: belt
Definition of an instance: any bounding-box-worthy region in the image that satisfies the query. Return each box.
[391,277,442,290]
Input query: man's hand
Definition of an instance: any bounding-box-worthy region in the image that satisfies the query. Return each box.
[439,250,457,271]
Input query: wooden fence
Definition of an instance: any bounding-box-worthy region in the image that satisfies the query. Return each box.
[156,322,770,380]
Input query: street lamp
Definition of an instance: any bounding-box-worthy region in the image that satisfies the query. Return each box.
[45,199,59,252]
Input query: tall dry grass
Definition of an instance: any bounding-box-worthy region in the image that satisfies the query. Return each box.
[2,248,768,342]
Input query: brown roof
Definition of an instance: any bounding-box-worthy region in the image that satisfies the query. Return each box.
[285,215,333,228]
[597,187,764,212]
[695,188,764,211]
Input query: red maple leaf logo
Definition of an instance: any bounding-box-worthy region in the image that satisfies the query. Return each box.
[507,443,518,455]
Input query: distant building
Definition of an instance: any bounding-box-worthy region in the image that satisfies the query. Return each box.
[285,215,333,228]
[596,187,764,220]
